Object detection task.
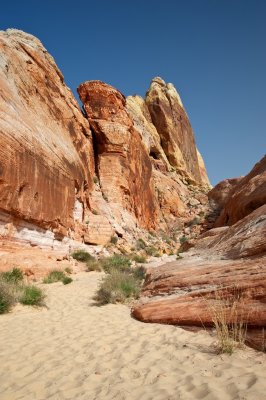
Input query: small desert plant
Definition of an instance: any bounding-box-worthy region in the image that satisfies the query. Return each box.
[43,270,66,284]
[64,267,72,274]
[133,266,146,280]
[0,280,16,314]
[1,267,23,284]
[186,217,201,227]
[92,209,99,215]
[62,276,73,285]
[93,269,140,305]
[19,285,45,306]
[86,259,102,272]
[135,238,147,250]
[100,254,132,274]
[208,286,248,354]
[130,254,147,264]
[145,246,160,257]
[93,176,99,184]
[71,250,94,263]
[179,235,188,244]
[110,235,118,245]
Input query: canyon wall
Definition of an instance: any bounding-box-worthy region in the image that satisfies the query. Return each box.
[0,29,210,256]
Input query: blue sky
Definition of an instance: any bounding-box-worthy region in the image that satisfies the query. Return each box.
[1,0,265,185]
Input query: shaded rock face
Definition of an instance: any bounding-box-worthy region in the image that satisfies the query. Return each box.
[132,158,266,350]
[214,155,266,226]
[0,29,95,240]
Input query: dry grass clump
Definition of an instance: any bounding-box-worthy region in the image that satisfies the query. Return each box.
[93,254,145,305]
[209,286,248,354]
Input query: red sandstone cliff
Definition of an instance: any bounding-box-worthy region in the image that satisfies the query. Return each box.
[0,29,210,257]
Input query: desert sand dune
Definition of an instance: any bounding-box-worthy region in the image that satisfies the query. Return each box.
[0,272,265,400]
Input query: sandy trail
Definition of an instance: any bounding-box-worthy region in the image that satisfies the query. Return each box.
[0,271,265,400]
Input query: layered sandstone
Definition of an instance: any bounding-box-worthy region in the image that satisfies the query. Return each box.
[77,81,158,230]
[0,29,210,272]
[145,77,209,186]
[213,155,266,226]
[132,159,266,350]
[0,29,94,246]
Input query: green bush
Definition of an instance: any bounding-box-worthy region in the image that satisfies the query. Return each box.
[1,267,23,284]
[179,235,188,244]
[0,281,16,314]
[43,270,66,284]
[145,246,160,257]
[130,254,147,264]
[64,267,72,274]
[62,276,73,285]
[100,254,131,274]
[135,238,147,250]
[19,285,45,306]
[93,269,140,305]
[71,250,95,263]
[133,266,146,280]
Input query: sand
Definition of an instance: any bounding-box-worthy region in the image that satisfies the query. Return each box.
[0,271,265,400]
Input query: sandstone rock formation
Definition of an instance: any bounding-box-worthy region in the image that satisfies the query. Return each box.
[0,29,210,276]
[77,81,157,230]
[213,155,266,226]
[145,77,210,186]
[0,29,95,249]
[133,158,266,350]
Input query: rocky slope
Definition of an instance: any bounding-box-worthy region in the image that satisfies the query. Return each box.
[0,29,210,269]
[132,156,266,350]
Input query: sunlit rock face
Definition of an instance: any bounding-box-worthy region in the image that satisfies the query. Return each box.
[78,80,158,230]
[145,77,209,186]
[0,28,211,258]
[0,29,95,241]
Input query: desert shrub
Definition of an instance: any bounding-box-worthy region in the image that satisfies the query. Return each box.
[110,235,118,245]
[0,280,16,314]
[135,238,147,250]
[176,254,183,260]
[93,269,140,305]
[86,259,102,272]
[71,250,94,263]
[19,285,45,306]
[179,235,188,245]
[1,267,23,284]
[64,267,72,274]
[62,276,73,285]
[186,217,201,227]
[133,266,146,280]
[145,246,160,257]
[93,176,99,184]
[100,254,131,274]
[43,270,66,284]
[130,254,147,264]
[92,209,99,215]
